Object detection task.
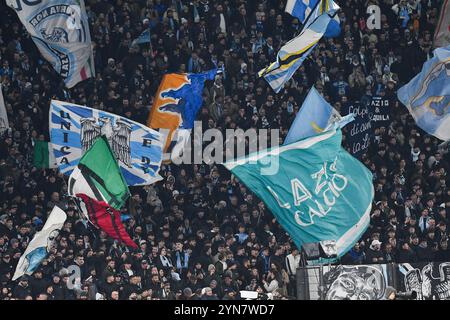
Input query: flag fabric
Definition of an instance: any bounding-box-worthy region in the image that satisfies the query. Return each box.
[131,28,151,47]
[68,136,130,211]
[434,0,450,48]
[13,206,67,280]
[0,84,8,133]
[285,0,340,38]
[6,0,95,88]
[260,0,340,93]
[50,100,164,185]
[397,45,450,141]
[284,86,353,145]
[76,193,137,249]
[147,69,217,154]
[224,129,374,261]
[33,140,58,169]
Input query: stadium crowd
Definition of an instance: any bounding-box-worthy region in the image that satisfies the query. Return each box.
[1,0,449,300]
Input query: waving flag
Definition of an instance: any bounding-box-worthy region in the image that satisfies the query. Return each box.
[397,45,450,141]
[13,206,67,280]
[261,0,340,93]
[147,69,217,156]
[224,129,373,261]
[285,0,340,38]
[6,0,95,88]
[0,84,8,133]
[68,136,130,211]
[33,140,58,169]
[131,28,151,47]
[50,100,164,185]
[76,194,137,248]
[284,86,354,145]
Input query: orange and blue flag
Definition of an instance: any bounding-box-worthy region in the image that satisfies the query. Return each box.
[147,69,217,153]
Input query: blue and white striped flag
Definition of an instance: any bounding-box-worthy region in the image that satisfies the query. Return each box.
[260,0,340,93]
[50,100,164,186]
[285,0,340,38]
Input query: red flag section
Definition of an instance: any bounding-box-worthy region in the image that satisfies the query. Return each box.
[76,193,137,249]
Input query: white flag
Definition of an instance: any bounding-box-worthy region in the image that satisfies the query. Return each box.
[6,0,95,88]
[12,206,67,281]
[0,84,8,133]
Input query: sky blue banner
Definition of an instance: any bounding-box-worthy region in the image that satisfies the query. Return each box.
[397,45,450,141]
[225,129,374,261]
[285,86,344,145]
[49,100,164,186]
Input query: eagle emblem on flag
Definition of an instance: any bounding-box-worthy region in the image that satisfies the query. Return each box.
[80,117,132,168]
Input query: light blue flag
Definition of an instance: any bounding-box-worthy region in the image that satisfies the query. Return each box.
[224,129,374,262]
[397,45,450,141]
[285,0,341,38]
[131,29,151,47]
[49,100,164,185]
[284,86,354,145]
[260,0,340,93]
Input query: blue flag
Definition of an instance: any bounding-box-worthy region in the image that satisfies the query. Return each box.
[284,86,354,145]
[260,0,340,93]
[131,29,151,47]
[397,45,450,141]
[285,0,341,38]
[224,129,374,261]
[50,100,164,186]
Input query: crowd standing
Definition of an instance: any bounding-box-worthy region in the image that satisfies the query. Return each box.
[1,0,449,300]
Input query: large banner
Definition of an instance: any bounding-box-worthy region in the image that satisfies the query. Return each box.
[342,102,372,157]
[306,264,389,300]
[6,0,95,88]
[398,262,450,300]
[225,129,374,261]
[50,100,164,186]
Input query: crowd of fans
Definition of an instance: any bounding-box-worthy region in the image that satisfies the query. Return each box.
[0,0,449,300]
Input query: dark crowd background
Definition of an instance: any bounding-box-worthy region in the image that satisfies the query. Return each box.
[0,0,449,300]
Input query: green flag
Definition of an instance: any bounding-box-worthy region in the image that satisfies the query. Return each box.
[33,140,57,169]
[224,129,374,260]
[68,136,130,210]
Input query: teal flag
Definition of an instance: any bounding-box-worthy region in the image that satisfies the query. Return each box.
[224,129,374,261]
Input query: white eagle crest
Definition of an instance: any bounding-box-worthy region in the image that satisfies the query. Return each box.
[80,117,132,168]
